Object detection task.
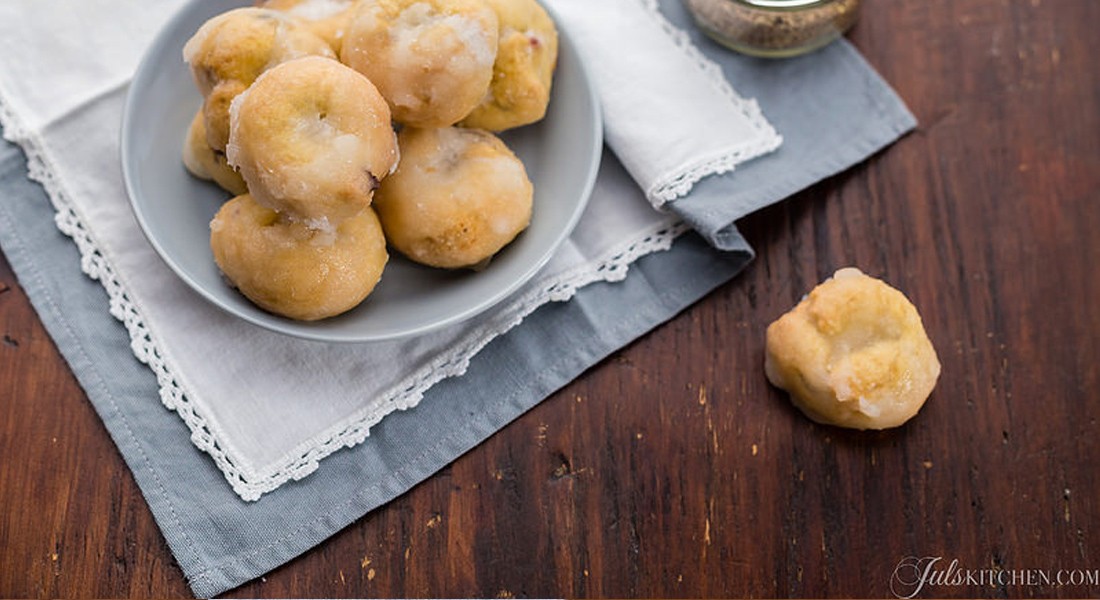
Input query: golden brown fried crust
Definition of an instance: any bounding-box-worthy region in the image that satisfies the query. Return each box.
[183,7,335,150]
[340,0,498,127]
[210,194,388,321]
[225,56,397,224]
[764,267,941,430]
[461,0,558,131]
[254,0,358,53]
[373,126,533,269]
[182,111,249,196]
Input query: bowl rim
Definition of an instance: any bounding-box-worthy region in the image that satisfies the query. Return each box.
[121,0,603,343]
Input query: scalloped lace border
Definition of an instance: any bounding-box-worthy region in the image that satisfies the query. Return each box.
[637,0,782,207]
[0,92,214,472]
[2,89,690,501]
[242,217,689,500]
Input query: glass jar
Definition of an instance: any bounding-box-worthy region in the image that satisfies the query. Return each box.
[683,0,862,58]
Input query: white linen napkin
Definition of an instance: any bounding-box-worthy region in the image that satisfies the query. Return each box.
[0,0,778,500]
[544,0,781,207]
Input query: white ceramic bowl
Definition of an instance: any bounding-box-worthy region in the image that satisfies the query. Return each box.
[122,0,601,342]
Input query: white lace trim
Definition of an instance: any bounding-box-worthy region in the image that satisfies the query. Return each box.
[2,85,691,501]
[637,0,783,207]
[0,90,246,496]
[243,217,689,500]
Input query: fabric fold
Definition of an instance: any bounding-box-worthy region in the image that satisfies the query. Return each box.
[659,5,918,249]
[0,0,917,594]
[0,0,692,502]
[544,0,782,208]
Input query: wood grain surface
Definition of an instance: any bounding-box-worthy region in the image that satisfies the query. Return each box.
[2,0,1098,597]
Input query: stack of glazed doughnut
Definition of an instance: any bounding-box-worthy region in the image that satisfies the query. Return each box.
[181,0,559,321]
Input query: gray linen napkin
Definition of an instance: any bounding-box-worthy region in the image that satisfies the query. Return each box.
[0,1,915,595]
[660,0,916,249]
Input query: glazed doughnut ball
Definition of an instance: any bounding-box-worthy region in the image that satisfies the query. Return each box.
[460,0,558,131]
[374,126,533,269]
[183,7,335,151]
[210,194,389,321]
[226,56,399,224]
[341,0,499,127]
[765,268,941,430]
[254,0,358,54]
[182,110,248,196]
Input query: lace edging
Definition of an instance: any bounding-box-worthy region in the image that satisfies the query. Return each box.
[242,217,689,500]
[0,91,253,500]
[637,0,783,207]
[3,88,691,501]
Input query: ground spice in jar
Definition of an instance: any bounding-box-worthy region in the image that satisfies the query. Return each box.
[684,0,861,58]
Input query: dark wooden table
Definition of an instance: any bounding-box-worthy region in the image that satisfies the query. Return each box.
[3,1,1098,597]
